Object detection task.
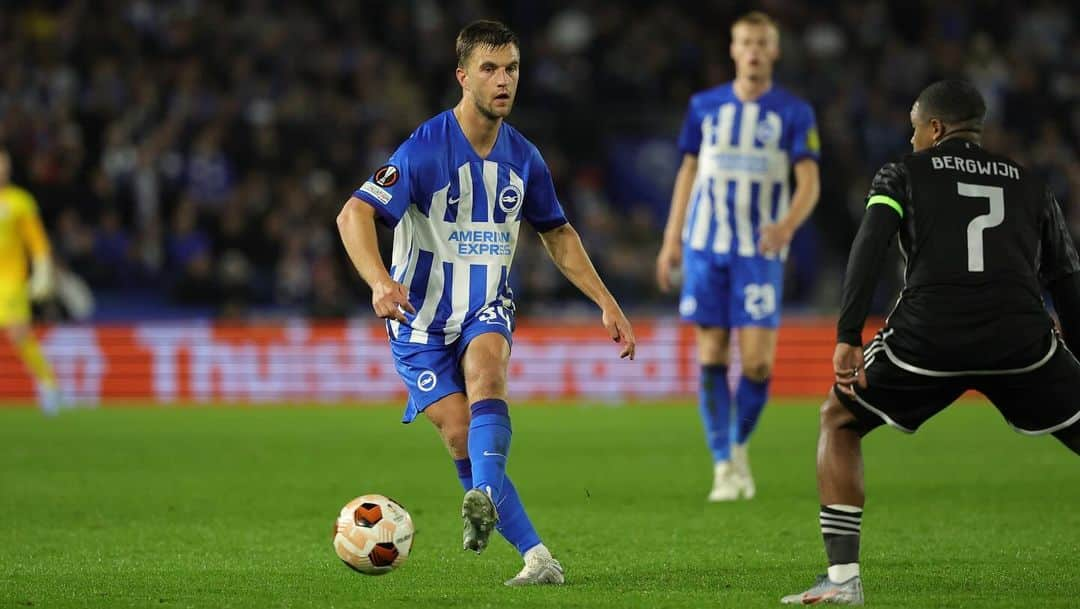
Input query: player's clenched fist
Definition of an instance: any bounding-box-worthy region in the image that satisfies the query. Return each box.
[758,221,795,255]
[655,241,682,293]
[372,279,415,324]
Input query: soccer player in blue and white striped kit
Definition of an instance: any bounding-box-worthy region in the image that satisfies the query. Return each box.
[337,20,636,586]
[656,12,821,502]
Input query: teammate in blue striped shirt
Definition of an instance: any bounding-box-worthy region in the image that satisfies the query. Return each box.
[656,11,821,502]
[337,20,636,586]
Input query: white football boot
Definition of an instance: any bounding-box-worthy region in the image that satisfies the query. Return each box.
[731,443,756,499]
[708,461,740,502]
[781,574,864,605]
[37,383,62,416]
[504,544,564,586]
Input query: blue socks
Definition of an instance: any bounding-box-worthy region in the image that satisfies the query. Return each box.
[734,376,769,444]
[454,458,474,489]
[457,398,542,555]
[699,365,771,460]
[468,399,512,496]
[454,458,540,555]
[699,365,732,462]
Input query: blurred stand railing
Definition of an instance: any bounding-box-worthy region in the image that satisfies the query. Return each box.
[0,317,859,405]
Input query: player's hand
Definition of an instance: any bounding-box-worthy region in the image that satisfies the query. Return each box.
[759,221,795,255]
[655,241,682,293]
[28,258,54,302]
[833,343,867,397]
[371,278,415,324]
[602,304,636,360]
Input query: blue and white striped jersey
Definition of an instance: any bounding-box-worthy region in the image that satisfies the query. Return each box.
[353,110,568,345]
[677,83,820,261]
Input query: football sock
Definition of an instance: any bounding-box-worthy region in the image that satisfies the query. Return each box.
[455,460,541,554]
[453,457,473,490]
[468,398,512,497]
[820,504,862,581]
[16,335,56,389]
[491,474,541,555]
[699,365,732,462]
[734,375,768,444]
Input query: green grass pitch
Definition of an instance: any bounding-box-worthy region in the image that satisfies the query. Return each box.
[2,400,1078,608]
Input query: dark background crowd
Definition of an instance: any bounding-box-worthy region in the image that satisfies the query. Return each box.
[2,0,1077,321]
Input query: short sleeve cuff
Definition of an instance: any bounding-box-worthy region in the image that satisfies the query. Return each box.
[531,217,569,233]
[353,191,401,228]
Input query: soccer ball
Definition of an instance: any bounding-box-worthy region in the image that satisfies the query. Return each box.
[333,494,415,575]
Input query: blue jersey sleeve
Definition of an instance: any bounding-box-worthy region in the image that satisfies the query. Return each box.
[523,147,569,232]
[787,101,821,164]
[352,139,417,228]
[676,100,702,156]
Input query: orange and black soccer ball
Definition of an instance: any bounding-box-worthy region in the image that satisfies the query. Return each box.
[333,494,415,575]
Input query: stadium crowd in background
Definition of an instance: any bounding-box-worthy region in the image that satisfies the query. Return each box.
[1,0,1076,320]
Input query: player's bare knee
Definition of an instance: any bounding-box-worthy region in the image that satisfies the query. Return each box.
[742,360,772,382]
[441,424,470,458]
[464,368,508,401]
[696,328,730,366]
[820,389,856,431]
[427,410,470,458]
[697,342,729,367]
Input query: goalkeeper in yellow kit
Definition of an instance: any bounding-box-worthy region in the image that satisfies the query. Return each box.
[0,147,60,414]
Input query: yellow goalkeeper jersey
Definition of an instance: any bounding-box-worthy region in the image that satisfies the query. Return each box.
[0,184,50,288]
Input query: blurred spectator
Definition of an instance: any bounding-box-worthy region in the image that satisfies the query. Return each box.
[0,1,1075,320]
[91,207,134,287]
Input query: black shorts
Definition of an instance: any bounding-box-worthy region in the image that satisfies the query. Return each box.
[836,329,1080,435]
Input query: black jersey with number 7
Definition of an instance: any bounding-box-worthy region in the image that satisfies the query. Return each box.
[843,138,1080,372]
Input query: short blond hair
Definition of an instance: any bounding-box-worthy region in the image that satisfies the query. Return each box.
[731,11,780,39]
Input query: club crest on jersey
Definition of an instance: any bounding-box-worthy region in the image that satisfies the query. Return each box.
[754,120,780,146]
[373,165,400,187]
[498,184,523,214]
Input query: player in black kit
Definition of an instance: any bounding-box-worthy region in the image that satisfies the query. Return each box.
[781,80,1080,605]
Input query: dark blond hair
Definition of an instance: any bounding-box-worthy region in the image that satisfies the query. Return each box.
[731,11,780,38]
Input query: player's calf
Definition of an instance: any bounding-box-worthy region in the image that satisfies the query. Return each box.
[818,390,868,506]
[821,388,881,438]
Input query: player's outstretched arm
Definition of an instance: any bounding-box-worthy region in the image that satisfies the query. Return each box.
[336,197,415,324]
[656,154,698,292]
[760,158,820,255]
[539,223,636,360]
